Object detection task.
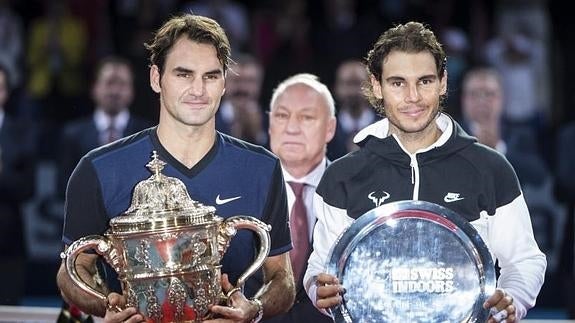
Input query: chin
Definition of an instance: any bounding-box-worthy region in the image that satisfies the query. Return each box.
[280,149,305,161]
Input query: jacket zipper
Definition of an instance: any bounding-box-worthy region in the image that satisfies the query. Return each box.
[410,154,419,200]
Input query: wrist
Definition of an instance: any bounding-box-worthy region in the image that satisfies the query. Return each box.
[250,298,263,323]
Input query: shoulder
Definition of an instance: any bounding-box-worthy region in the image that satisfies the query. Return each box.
[218,132,279,166]
[462,142,521,203]
[82,128,153,165]
[323,147,371,182]
[317,148,371,204]
[464,142,515,175]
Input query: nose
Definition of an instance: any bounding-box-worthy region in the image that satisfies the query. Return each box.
[285,115,302,134]
[188,77,205,97]
[405,84,421,102]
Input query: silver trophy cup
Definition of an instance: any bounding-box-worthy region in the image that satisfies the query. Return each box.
[61,152,271,322]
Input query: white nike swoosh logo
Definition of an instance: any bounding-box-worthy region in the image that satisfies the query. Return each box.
[215,195,242,205]
[444,196,464,203]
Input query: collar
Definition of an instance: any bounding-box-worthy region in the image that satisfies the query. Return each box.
[282,157,328,188]
[94,109,130,132]
[353,112,453,150]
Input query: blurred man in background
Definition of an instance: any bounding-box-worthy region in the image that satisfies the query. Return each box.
[330,59,377,158]
[57,56,152,196]
[216,53,267,144]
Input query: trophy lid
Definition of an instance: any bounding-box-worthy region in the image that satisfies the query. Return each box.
[109,151,218,233]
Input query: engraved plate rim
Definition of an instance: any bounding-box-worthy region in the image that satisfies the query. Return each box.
[326,200,496,323]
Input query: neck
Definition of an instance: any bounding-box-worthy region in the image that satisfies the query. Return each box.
[156,122,216,169]
[284,158,323,180]
[392,124,442,154]
[100,107,124,118]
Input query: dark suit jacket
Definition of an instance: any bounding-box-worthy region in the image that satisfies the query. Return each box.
[0,115,36,257]
[57,115,153,197]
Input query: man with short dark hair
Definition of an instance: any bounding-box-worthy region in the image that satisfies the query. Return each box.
[56,14,295,323]
[306,22,546,323]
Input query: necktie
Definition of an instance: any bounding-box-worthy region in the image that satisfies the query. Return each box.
[287,181,310,283]
[105,118,119,144]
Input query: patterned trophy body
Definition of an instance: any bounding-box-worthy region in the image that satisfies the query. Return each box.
[61,152,270,322]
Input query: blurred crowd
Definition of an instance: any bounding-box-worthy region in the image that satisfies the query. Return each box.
[1,0,574,318]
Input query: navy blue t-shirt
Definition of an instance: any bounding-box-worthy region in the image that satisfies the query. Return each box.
[62,127,291,297]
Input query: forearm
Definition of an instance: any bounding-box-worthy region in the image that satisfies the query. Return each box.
[498,255,546,319]
[490,195,547,319]
[305,194,352,302]
[56,257,109,317]
[254,254,295,319]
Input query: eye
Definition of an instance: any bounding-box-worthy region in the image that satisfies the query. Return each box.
[177,72,191,78]
[204,74,220,81]
[391,81,403,87]
[420,78,434,86]
[301,114,316,122]
[273,112,289,120]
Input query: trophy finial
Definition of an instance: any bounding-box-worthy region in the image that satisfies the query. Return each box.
[146,150,166,178]
[122,150,216,217]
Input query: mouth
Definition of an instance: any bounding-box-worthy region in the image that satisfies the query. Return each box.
[183,101,208,109]
[282,141,304,148]
[401,107,425,117]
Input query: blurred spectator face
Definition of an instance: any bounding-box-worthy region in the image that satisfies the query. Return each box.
[0,69,7,108]
[462,71,503,125]
[335,61,368,114]
[226,62,263,107]
[269,83,336,170]
[92,62,134,116]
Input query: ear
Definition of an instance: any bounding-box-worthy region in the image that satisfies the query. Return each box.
[221,70,227,96]
[440,70,448,96]
[370,74,383,99]
[150,65,161,93]
[325,116,337,143]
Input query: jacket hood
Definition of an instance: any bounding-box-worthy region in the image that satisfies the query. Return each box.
[353,113,477,166]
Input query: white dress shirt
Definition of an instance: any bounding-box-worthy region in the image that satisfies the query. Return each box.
[282,158,328,241]
[94,109,130,144]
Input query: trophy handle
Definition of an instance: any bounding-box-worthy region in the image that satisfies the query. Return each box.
[60,235,119,301]
[219,216,271,288]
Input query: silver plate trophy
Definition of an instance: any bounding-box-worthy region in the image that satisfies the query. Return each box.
[61,151,271,322]
[326,200,496,323]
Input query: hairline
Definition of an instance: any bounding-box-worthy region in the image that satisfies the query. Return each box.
[269,74,336,116]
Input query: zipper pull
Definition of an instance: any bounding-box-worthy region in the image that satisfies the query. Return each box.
[410,160,415,184]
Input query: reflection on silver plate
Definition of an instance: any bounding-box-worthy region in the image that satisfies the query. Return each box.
[326,200,496,323]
